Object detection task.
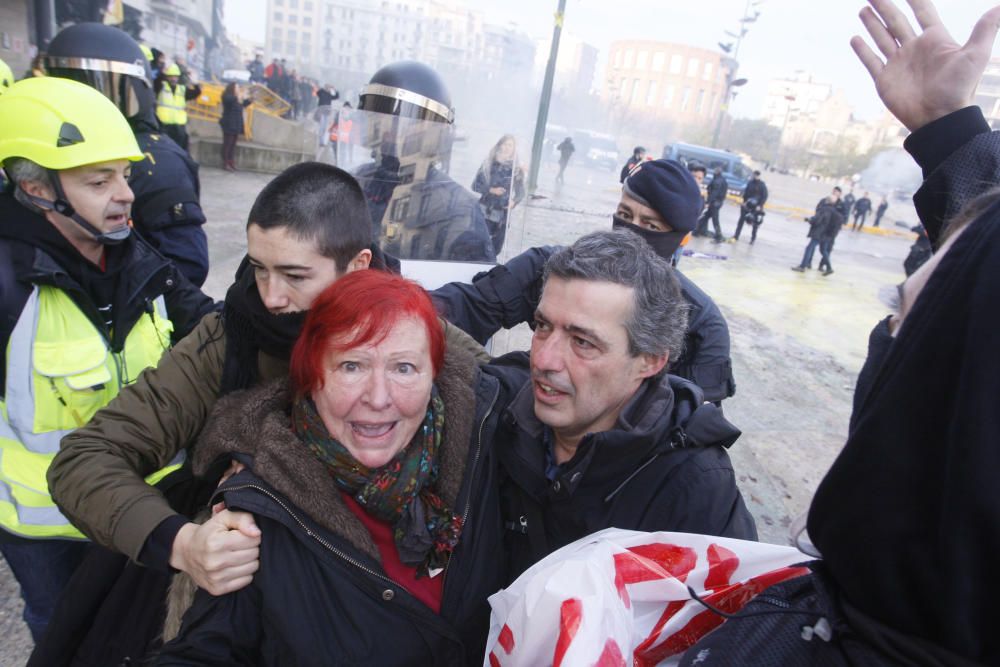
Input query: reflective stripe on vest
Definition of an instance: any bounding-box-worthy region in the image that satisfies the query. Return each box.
[0,285,182,539]
[156,84,188,126]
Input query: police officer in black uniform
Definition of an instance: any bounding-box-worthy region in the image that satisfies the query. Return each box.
[349,61,494,263]
[44,23,210,287]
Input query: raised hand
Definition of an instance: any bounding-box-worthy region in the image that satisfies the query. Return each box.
[851,0,1000,131]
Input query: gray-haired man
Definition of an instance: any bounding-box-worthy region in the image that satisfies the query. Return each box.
[482,230,757,580]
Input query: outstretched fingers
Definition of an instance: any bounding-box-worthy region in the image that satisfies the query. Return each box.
[859,6,900,58]
[905,0,942,31]
[869,0,919,43]
[850,35,884,81]
[965,5,1000,58]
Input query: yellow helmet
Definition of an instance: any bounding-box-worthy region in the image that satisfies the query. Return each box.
[0,77,143,170]
[164,63,181,77]
[0,57,13,94]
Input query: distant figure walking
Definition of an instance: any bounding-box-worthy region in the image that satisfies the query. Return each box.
[873,196,889,227]
[556,136,574,183]
[852,192,872,230]
[792,188,845,276]
[472,134,525,256]
[619,145,646,183]
[219,82,252,171]
[734,170,768,244]
[695,166,728,243]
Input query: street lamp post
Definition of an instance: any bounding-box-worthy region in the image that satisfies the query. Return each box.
[711,0,762,148]
[773,93,796,169]
[527,0,568,194]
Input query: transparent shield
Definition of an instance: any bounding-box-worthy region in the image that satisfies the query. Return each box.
[335,108,498,268]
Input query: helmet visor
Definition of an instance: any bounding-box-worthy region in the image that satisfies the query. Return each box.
[45,57,150,119]
[358,83,454,124]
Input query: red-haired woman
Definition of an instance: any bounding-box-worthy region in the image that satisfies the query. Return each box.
[158,270,508,665]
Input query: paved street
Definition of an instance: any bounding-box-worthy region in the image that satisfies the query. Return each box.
[1,157,913,664]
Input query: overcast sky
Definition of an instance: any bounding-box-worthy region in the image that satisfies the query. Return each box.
[226,0,1000,121]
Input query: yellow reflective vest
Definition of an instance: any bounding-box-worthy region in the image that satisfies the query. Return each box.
[0,285,181,539]
[156,83,188,126]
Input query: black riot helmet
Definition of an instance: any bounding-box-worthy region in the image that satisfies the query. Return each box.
[359,61,455,124]
[44,23,156,127]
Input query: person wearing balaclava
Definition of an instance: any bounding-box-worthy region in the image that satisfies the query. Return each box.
[675,1,1000,664]
[432,157,736,404]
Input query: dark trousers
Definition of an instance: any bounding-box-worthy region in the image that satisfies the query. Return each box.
[697,202,724,241]
[222,133,239,168]
[852,211,868,231]
[163,123,189,152]
[818,239,833,272]
[734,207,761,242]
[873,210,885,227]
[0,537,90,642]
[799,237,822,268]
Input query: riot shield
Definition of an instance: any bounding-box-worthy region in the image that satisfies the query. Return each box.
[335,106,499,288]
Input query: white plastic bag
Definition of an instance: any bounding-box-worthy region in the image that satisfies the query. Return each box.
[484,528,810,667]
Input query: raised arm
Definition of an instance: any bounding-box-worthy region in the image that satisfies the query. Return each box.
[851,0,1000,241]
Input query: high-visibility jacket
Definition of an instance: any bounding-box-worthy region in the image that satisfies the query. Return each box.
[0,285,182,539]
[329,117,352,143]
[156,83,188,126]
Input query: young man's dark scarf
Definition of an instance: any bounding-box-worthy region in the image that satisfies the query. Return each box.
[219,247,398,395]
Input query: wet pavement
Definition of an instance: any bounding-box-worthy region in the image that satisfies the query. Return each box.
[1,158,914,663]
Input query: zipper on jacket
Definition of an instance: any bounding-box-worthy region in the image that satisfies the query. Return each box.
[442,379,500,586]
[220,482,397,588]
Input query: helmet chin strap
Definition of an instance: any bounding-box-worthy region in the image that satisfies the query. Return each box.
[22,171,131,245]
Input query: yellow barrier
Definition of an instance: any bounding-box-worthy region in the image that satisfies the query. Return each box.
[187,83,292,142]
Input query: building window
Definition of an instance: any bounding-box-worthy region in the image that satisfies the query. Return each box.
[302,44,310,56]
[288,29,297,42]
[624,48,634,68]
[272,27,282,39]
[646,80,658,106]
[619,77,628,100]
[289,0,298,7]
[687,58,700,77]
[680,87,691,112]
[304,0,313,9]
[614,49,622,68]
[274,11,283,22]
[696,89,705,113]
[664,84,675,108]
[288,14,297,24]
[703,62,713,81]
[670,54,682,74]
[303,16,311,26]
[630,78,641,105]
[273,39,283,51]
[652,52,665,71]
[636,50,648,69]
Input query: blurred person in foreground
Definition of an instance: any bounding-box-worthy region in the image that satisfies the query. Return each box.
[157,271,507,665]
[679,1,1000,663]
[45,23,211,287]
[0,77,213,642]
[472,134,525,257]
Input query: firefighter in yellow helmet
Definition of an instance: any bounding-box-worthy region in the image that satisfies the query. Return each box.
[0,77,214,641]
[154,61,201,152]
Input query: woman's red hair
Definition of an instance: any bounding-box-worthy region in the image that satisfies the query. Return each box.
[290,270,444,395]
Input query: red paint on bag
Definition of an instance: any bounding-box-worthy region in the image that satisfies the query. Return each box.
[634,566,811,665]
[488,651,501,667]
[613,543,697,608]
[595,638,627,667]
[553,598,583,667]
[498,624,515,654]
[704,543,739,589]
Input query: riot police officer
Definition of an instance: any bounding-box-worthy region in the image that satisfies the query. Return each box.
[44,23,210,287]
[348,61,495,263]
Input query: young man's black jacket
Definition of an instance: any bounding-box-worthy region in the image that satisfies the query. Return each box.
[705,174,729,205]
[482,352,756,581]
[433,246,736,402]
[742,178,768,207]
